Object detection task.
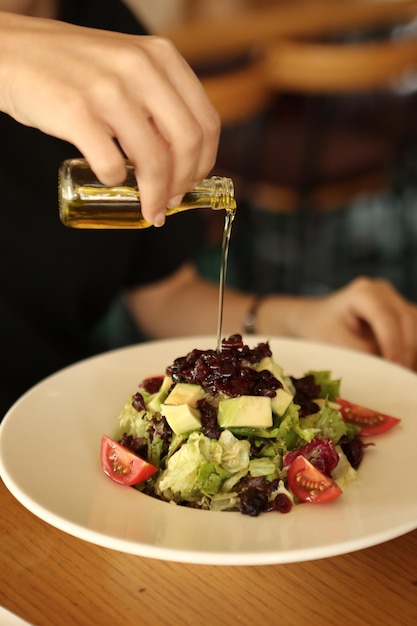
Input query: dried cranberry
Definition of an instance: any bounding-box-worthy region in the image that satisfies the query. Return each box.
[221,334,245,351]
[140,376,164,394]
[235,475,271,516]
[340,435,373,469]
[198,398,221,439]
[119,433,147,458]
[269,493,293,514]
[132,392,146,412]
[166,335,281,399]
[239,489,268,516]
[291,374,321,416]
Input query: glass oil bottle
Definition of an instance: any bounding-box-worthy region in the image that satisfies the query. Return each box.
[58,158,236,229]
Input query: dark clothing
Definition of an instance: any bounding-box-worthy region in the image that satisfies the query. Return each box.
[206,25,417,301]
[58,0,146,32]
[0,1,203,417]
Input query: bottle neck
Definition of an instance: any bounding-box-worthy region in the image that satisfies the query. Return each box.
[177,176,236,211]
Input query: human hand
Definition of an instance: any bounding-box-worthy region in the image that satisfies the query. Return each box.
[278,277,417,369]
[0,12,220,225]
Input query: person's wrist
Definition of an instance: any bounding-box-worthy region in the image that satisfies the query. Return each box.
[243,296,264,335]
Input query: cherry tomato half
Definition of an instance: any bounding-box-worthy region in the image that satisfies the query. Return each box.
[287,456,342,504]
[336,398,401,436]
[100,435,158,486]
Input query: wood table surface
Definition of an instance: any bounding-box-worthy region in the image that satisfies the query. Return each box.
[1,478,417,626]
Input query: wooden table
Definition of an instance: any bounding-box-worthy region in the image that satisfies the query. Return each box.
[1,478,417,625]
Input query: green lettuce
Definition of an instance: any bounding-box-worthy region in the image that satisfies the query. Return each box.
[302,400,347,443]
[116,397,149,439]
[155,430,251,503]
[275,404,318,451]
[307,370,341,401]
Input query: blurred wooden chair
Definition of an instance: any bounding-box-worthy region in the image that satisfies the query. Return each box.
[199,61,270,125]
[162,0,417,66]
[248,31,417,212]
[163,1,417,213]
[264,34,417,93]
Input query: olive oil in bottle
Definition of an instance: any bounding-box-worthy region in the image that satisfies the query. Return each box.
[58,158,236,229]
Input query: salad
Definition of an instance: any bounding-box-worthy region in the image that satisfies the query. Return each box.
[101,334,401,516]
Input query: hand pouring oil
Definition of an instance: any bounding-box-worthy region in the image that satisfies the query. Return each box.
[58,158,237,350]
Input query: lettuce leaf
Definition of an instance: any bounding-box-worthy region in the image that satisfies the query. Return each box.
[302,401,347,443]
[276,404,318,451]
[117,397,149,439]
[307,370,341,401]
[155,430,251,503]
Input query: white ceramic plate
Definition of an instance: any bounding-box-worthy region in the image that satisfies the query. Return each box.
[1,336,417,566]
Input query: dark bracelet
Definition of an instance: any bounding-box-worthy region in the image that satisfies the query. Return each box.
[243,296,264,335]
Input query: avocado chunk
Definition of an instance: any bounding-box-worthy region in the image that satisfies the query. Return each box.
[160,382,205,435]
[271,388,293,417]
[164,382,205,407]
[256,356,285,380]
[160,403,202,435]
[146,376,173,413]
[218,396,273,428]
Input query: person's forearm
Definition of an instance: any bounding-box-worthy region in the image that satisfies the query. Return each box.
[126,263,253,338]
[126,266,417,369]
[125,262,309,339]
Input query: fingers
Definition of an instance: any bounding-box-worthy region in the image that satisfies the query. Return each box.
[83,35,220,226]
[299,277,417,369]
[0,16,220,227]
[120,37,220,224]
[141,37,220,184]
[342,278,417,368]
[68,114,129,188]
[293,295,384,356]
[364,298,417,368]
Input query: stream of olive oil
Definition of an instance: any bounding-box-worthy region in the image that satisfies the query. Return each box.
[216,206,237,352]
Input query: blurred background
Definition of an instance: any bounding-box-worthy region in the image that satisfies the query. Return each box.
[110,0,417,341]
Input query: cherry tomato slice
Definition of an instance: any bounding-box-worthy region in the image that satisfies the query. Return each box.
[100,435,158,486]
[336,398,401,436]
[287,456,342,504]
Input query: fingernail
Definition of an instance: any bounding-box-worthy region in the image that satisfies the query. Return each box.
[167,194,183,208]
[153,212,166,228]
